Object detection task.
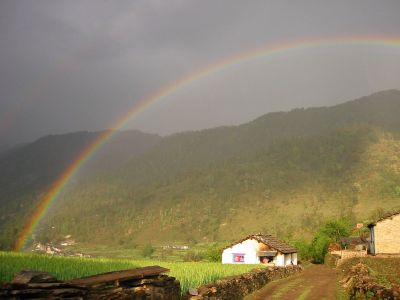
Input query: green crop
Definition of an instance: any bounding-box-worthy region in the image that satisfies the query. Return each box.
[0,252,258,293]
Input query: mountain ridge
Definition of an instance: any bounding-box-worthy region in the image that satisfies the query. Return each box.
[1,90,400,250]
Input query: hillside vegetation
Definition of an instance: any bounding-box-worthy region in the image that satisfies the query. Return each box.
[1,90,400,250]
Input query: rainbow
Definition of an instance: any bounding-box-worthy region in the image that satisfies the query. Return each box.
[14,35,400,251]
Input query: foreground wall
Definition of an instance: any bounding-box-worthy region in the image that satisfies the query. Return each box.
[186,265,302,300]
[0,267,180,300]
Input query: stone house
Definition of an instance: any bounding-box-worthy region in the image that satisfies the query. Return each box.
[221,234,297,266]
[367,211,400,255]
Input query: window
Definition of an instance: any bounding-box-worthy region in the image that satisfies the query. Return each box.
[233,253,245,263]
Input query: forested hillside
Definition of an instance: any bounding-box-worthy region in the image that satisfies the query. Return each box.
[0,130,161,249]
[1,90,400,250]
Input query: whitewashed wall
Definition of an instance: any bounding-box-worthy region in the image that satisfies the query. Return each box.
[222,239,259,264]
[291,253,298,265]
[221,238,297,266]
[275,254,285,266]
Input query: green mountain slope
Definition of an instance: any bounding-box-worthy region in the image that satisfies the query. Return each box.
[0,130,161,249]
[43,125,400,247]
[1,90,400,250]
[112,90,400,187]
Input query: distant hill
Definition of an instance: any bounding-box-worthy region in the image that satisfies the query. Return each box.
[0,130,161,249]
[1,90,400,250]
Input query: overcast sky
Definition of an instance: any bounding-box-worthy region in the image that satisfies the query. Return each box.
[1,0,400,146]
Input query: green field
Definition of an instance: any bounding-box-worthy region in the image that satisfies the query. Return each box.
[0,251,259,293]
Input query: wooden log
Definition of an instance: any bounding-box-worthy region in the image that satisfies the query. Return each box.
[67,266,169,287]
[25,282,84,289]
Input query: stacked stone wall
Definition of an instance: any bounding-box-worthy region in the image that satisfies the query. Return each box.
[185,265,302,300]
[328,250,367,266]
[0,268,180,300]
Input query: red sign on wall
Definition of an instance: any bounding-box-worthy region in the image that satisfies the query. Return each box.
[233,254,245,263]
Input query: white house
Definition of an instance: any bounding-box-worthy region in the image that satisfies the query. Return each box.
[222,234,298,266]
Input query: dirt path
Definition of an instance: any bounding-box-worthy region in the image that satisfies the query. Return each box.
[246,264,342,300]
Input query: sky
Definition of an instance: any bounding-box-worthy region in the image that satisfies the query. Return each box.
[1,0,400,146]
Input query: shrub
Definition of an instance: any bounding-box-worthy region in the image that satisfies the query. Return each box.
[310,233,331,264]
[142,243,154,258]
[293,239,311,261]
[205,245,223,262]
[183,250,204,262]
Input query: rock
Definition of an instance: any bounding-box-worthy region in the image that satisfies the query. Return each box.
[11,271,59,284]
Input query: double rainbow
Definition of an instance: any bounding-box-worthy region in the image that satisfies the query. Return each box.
[14,35,400,251]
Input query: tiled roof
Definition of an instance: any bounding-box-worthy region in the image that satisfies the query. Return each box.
[223,233,297,254]
[340,237,368,245]
[367,210,400,227]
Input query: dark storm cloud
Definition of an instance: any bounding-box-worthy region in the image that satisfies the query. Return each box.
[1,0,400,146]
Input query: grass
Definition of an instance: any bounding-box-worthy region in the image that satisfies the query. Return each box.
[335,279,349,300]
[0,251,259,293]
[295,287,311,300]
[269,277,303,299]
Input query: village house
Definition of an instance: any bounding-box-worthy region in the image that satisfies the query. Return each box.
[221,234,298,266]
[368,211,400,255]
[340,236,368,251]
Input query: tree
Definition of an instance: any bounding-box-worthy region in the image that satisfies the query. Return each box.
[319,219,351,243]
[308,218,352,263]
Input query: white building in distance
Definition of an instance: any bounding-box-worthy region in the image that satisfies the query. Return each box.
[222,234,298,266]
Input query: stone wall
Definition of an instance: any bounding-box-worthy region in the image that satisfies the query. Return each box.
[328,250,367,266]
[0,267,180,300]
[375,214,400,254]
[185,265,302,300]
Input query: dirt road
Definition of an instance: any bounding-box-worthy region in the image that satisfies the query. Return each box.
[246,264,342,300]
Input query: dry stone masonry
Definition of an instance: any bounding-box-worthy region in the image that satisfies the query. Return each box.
[0,266,180,300]
[0,265,302,299]
[185,265,302,300]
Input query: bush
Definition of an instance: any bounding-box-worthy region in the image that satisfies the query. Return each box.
[183,250,204,262]
[205,245,223,262]
[301,218,352,263]
[310,233,331,264]
[293,239,311,261]
[142,243,155,258]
